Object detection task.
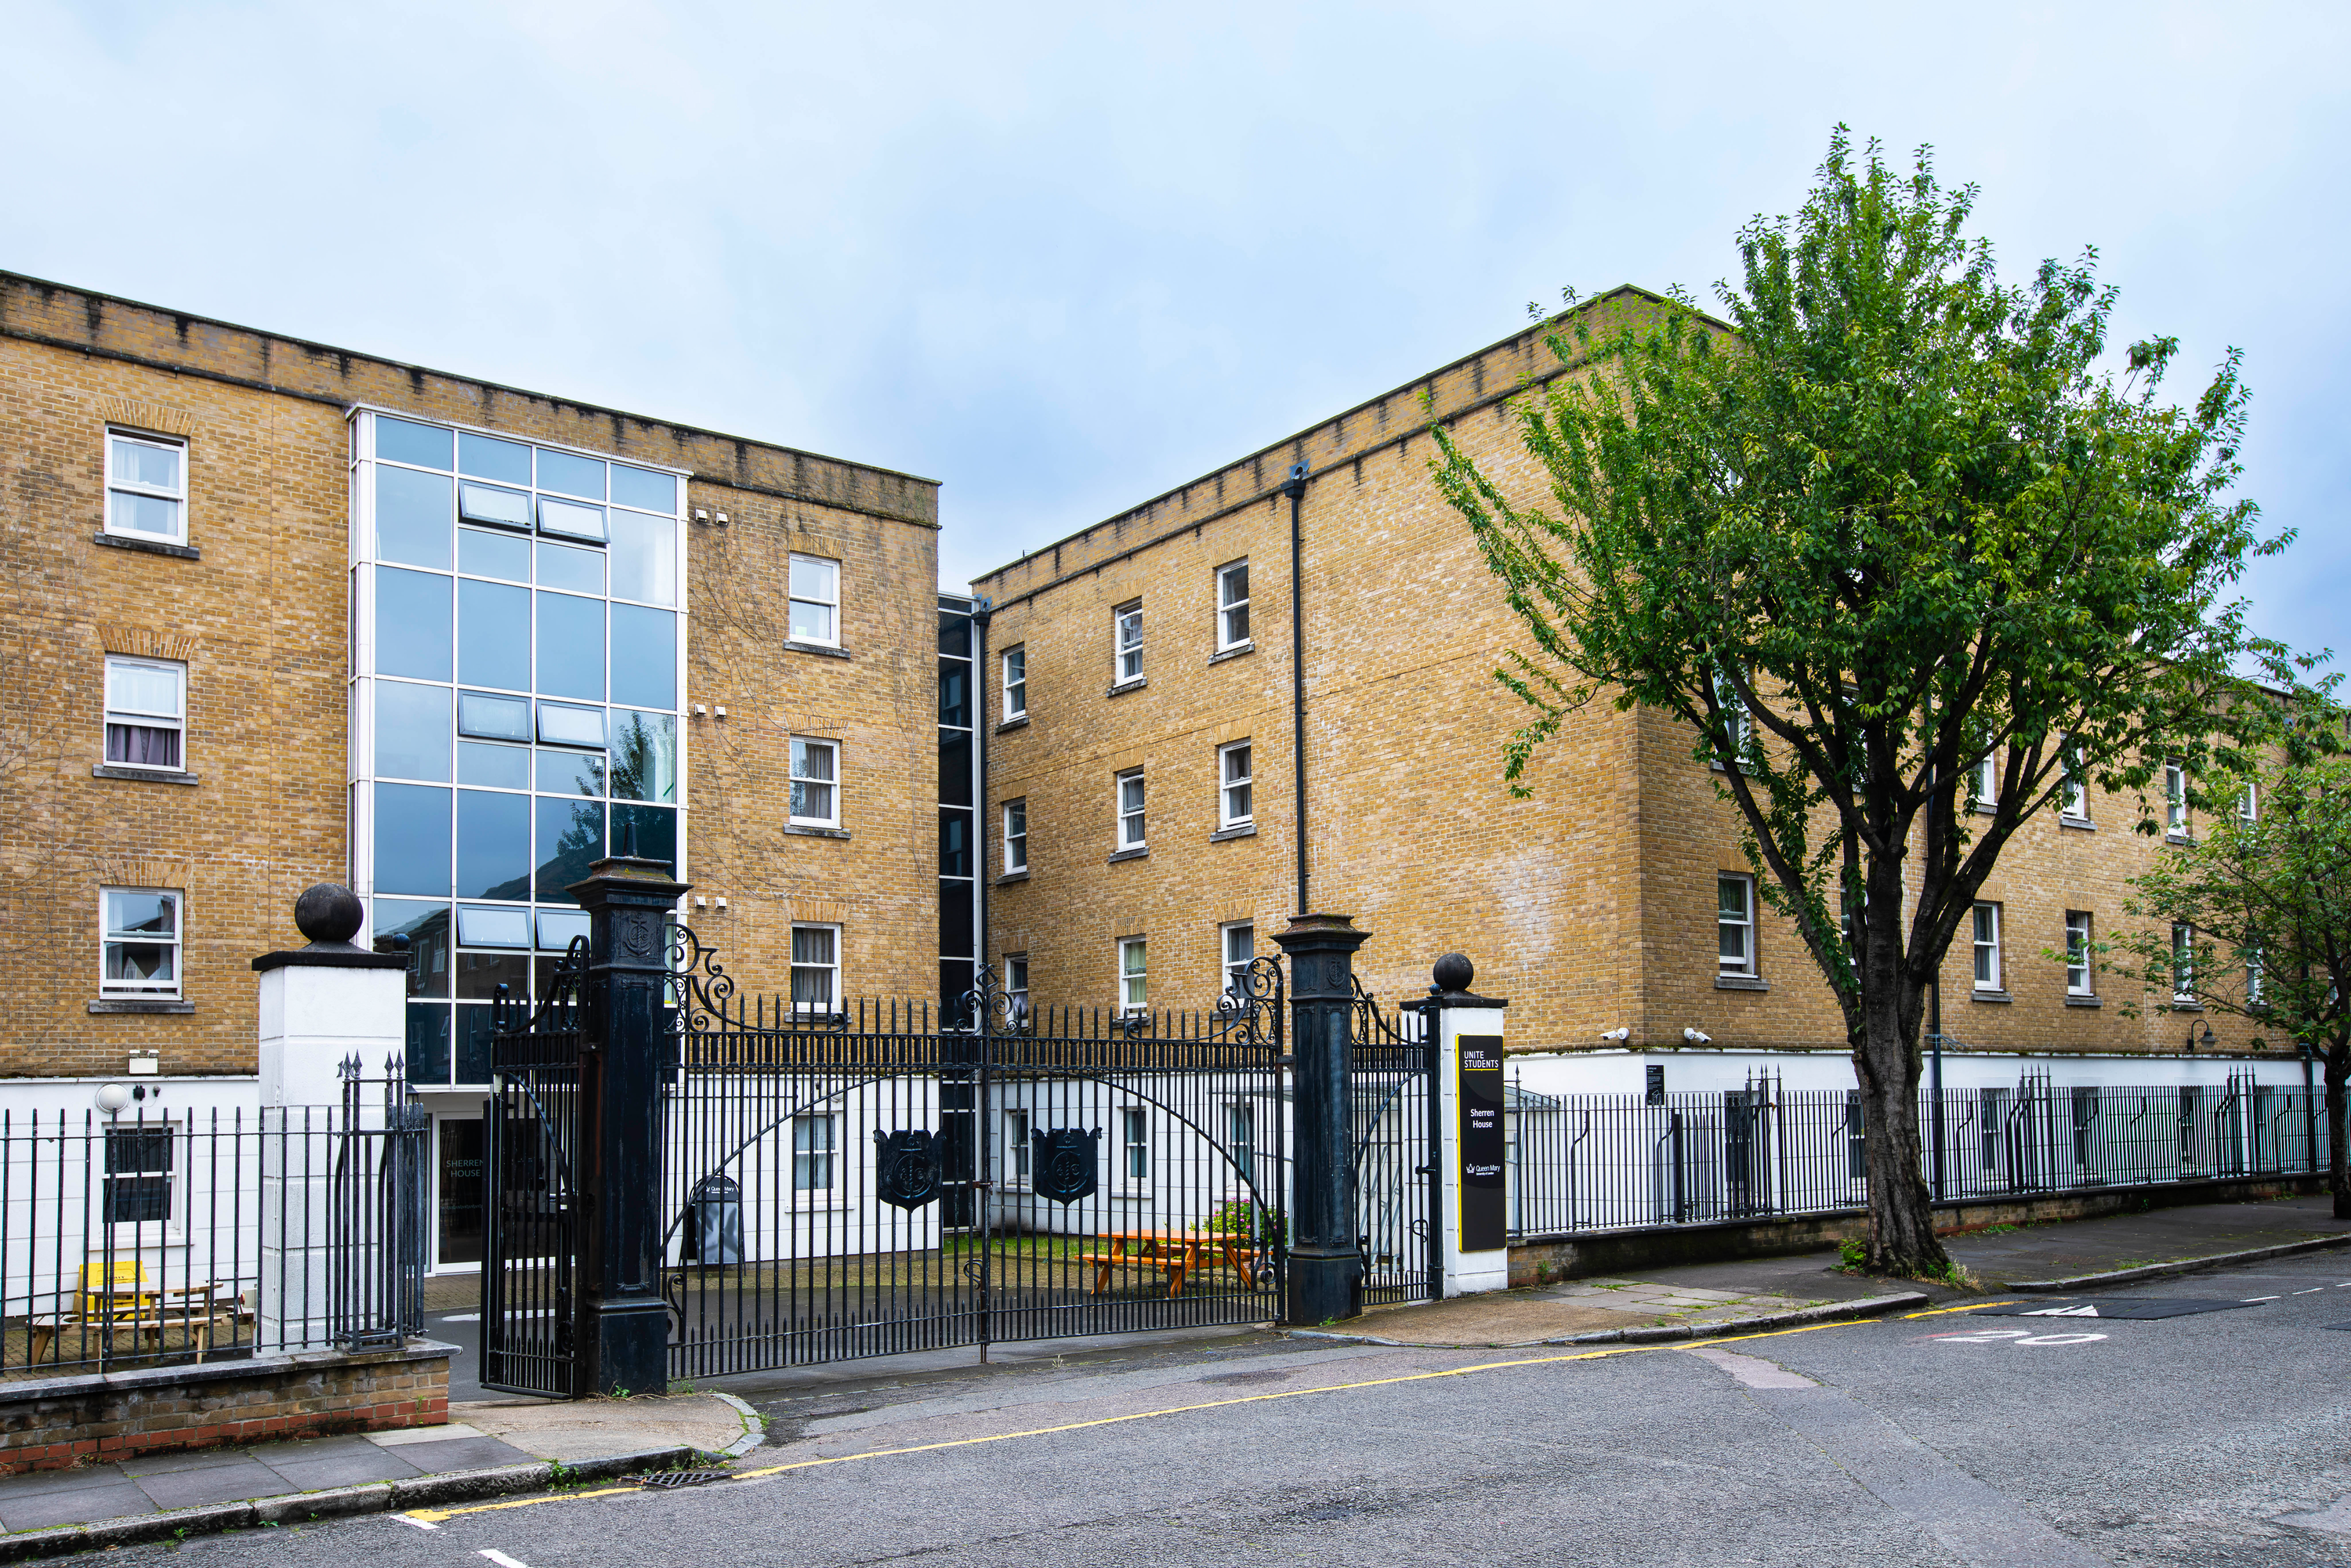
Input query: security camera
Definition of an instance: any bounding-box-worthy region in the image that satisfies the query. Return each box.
[1683,1027,1712,1045]
[1599,1027,1630,1043]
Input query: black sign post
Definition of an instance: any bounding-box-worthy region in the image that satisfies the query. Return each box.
[1458,1034,1506,1253]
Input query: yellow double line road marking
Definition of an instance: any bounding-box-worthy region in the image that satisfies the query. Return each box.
[409,1305,1986,1525]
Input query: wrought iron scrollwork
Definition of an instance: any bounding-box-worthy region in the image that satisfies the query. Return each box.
[491,935,590,1038]
[957,963,1031,1036]
[666,921,737,1034]
[1349,973,1407,1047]
[1214,954,1284,1051]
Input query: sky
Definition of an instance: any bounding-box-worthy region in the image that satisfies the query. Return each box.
[5,1,2345,659]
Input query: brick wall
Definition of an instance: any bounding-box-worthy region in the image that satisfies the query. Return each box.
[0,1342,449,1474]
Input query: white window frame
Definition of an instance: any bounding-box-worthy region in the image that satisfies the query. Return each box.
[1970,753,1997,812]
[1002,798,1028,873]
[1215,560,1251,651]
[1220,920,1255,999]
[1120,1105,1150,1184]
[1001,646,1027,719]
[2172,922,2197,1002]
[788,553,841,648]
[1226,1103,1256,1182]
[2065,911,2094,996]
[1716,874,1755,977]
[1118,936,1147,1016]
[2245,947,2264,1010]
[1218,739,1253,830]
[1005,954,1030,1027]
[103,655,187,773]
[2060,746,2089,820]
[1710,671,1751,769]
[1116,768,1147,851]
[2164,761,2188,838]
[1971,902,2002,991]
[101,886,183,998]
[105,429,188,545]
[789,737,840,827]
[2239,780,2259,827]
[791,1113,839,1195]
[1113,600,1143,686]
[790,922,842,1015]
[1002,1108,1032,1187]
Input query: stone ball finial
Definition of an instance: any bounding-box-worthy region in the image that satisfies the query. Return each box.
[294,883,365,947]
[1433,952,1475,994]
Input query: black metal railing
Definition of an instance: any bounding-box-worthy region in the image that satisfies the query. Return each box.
[1,1065,426,1379]
[1505,1072,2337,1240]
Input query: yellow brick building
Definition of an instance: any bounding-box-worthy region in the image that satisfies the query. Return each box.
[975,287,2262,1093]
[0,271,945,1268]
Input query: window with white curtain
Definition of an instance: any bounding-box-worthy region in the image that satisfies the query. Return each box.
[2164,762,2188,838]
[1221,921,1255,998]
[103,657,186,770]
[107,430,187,544]
[789,554,840,646]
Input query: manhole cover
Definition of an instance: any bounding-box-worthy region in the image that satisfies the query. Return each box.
[639,1469,730,1489]
[1970,1298,2262,1320]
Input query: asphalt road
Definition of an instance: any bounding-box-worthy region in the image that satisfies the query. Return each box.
[127,1251,2351,1567]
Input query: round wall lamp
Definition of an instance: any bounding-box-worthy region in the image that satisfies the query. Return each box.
[94,1082,132,1114]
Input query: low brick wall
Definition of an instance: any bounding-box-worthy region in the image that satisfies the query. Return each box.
[0,1340,451,1474]
[1509,1172,2329,1285]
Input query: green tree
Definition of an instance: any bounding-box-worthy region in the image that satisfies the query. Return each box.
[2111,742,2351,1216]
[1431,129,2289,1275]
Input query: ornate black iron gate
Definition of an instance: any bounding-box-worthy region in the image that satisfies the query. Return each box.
[657,944,1294,1377]
[1353,987,1439,1306]
[481,916,1451,1387]
[480,940,588,1397]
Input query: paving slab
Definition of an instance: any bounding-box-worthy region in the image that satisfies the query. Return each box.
[455,1392,760,1462]
[131,1458,284,1512]
[0,1479,157,1533]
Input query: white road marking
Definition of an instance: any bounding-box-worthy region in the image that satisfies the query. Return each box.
[389,1515,439,1530]
[1927,1328,2105,1346]
[2244,1295,2282,1302]
[2013,1333,2107,1345]
[2295,1287,2325,1295]
[2020,1305,2100,1316]
[440,1313,482,1322]
[480,1552,532,1568]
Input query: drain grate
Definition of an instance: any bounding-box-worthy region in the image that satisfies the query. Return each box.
[639,1468,731,1489]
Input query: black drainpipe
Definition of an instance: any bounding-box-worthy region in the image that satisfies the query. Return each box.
[971,599,991,997]
[1284,462,1310,915]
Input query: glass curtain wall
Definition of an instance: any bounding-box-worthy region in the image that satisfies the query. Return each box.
[350,410,687,1087]
[938,595,980,1015]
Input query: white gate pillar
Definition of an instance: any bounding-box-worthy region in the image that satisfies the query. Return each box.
[1429,953,1509,1298]
[254,885,408,1350]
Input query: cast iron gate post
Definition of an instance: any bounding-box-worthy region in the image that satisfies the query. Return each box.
[1276,912,1370,1325]
[574,852,689,1396]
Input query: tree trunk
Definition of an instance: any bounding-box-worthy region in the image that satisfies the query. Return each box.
[1854,996,1952,1277]
[2327,1054,2349,1222]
